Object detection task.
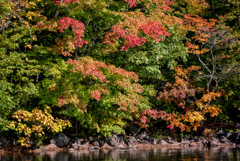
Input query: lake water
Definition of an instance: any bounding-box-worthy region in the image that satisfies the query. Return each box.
[1,147,240,161]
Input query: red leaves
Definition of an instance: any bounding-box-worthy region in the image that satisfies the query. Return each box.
[120,33,146,51]
[57,17,88,48]
[104,24,146,51]
[66,56,140,86]
[136,108,169,129]
[66,58,109,83]
[141,21,170,42]
[124,0,138,7]
[104,19,170,51]
[90,90,102,101]
[166,125,173,130]
[57,96,67,106]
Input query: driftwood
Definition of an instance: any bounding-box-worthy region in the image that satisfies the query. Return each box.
[205,122,240,129]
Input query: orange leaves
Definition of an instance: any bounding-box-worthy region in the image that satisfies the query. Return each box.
[67,56,138,83]
[158,65,222,132]
[57,94,87,113]
[200,92,222,103]
[183,14,216,35]
[206,105,222,117]
[124,0,174,10]
[182,14,217,55]
[174,65,201,78]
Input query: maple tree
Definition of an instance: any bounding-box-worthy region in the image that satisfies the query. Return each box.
[40,56,151,136]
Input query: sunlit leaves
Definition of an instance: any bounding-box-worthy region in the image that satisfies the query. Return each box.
[10,106,71,147]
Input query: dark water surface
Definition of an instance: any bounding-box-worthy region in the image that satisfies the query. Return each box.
[1,147,240,161]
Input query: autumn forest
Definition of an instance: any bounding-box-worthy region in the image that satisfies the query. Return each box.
[0,0,240,147]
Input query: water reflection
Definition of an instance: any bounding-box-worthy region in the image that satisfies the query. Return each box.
[0,147,240,161]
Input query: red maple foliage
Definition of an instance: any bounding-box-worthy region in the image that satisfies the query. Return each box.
[57,17,88,48]
[104,20,170,51]
[90,90,102,101]
[136,108,170,129]
[124,0,138,7]
[66,59,110,83]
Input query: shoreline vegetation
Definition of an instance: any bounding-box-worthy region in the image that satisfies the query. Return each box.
[1,0,240,151]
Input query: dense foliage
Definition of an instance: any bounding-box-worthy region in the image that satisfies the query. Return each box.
[0,0,239,146]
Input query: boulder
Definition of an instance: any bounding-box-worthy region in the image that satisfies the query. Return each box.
[92,141,99,147]
[158,139,168,146]
[141,140,149,144]
[72,143,78,150]
[44,143,59,151]
[116,143,128,149]
[219,136,229,143]
[68,148,75,152]
[208,139,219,147]
[165,136,173,143]
[149,137,157,145]
[54,133,69,147]
[137,132,149,140]
[89,145,99,150]
[0,137,10,147]
[189,142,197,147]
[98,139,105,147]
[101,143,113,149]
[126,136,137,146]
[107,134,123,146]
[79,142,89,150]
[228,132,240,142]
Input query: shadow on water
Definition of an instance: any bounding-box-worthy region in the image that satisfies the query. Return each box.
[0,147,240,161]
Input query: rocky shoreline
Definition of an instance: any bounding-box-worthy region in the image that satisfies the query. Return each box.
[1,132,240,153]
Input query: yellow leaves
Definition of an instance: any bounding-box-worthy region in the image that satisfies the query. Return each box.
[94,123,100,132]
[26,11,36,20]
[25,1,37,9]
[11,106,71,147]
[25,43,32,49]
[195,100,204,109]
[200,92,222,102]
[206,105,222,117]
[184,111,204,123]
[32,35,37,41]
